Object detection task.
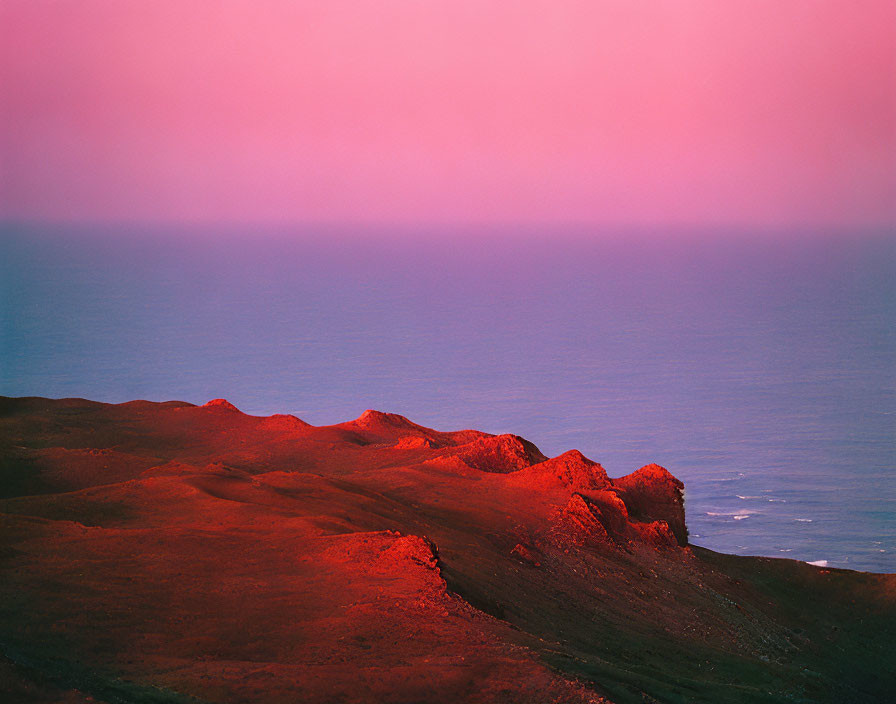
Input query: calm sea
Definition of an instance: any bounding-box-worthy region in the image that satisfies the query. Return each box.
[2,224,894,572]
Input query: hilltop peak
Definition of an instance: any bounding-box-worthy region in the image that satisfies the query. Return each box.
[201,399,241,412]
[552,449,600,467]
[356,409,412,426]
[452,434,547,473]
[627,463,680,483]
[510,449,610,491]
[349,409,429,434]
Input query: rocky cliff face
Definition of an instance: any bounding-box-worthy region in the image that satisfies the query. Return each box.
[611,463,687,546]
[1,396,893,704]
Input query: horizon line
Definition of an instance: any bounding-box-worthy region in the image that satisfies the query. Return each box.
[3,217,894,238]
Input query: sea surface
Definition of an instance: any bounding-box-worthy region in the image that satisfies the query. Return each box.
[2,224,894,572]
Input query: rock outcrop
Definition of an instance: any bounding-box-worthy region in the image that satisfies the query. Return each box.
[451,433,547,472]
[510,449,611,492]
[611,463,687,546]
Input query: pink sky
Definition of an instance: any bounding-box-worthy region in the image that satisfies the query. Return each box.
[1,1,894,230]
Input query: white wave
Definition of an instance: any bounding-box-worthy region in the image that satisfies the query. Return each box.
[795,518,813,523]
[768,498,787,502]
[736,495,762,500]
[733,514,751,520]
[807,559,828,567]
[779,549,793,552]
[706,509,759,517]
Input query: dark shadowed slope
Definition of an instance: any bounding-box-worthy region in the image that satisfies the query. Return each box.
[1,397,893,703]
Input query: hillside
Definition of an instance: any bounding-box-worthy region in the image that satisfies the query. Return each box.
[1,397,893,703]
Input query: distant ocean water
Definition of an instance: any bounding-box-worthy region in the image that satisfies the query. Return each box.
[2,224,894,572]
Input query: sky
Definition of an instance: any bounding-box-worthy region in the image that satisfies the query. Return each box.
[1,1,895,230]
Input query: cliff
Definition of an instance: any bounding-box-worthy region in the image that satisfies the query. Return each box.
[1,396,893,703]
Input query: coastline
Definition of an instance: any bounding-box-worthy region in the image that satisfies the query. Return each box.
[2,396,894,703]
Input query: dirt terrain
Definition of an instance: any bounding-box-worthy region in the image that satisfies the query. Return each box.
[1,396,893,703]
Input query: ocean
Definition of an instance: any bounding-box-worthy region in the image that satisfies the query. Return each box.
[2,223,894,572]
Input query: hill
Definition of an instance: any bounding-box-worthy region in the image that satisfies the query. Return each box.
[1,397,893,703]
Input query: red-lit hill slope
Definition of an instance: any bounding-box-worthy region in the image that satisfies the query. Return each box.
[1,397,893,703]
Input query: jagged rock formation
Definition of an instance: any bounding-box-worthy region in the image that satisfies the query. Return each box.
[612,463,687,545]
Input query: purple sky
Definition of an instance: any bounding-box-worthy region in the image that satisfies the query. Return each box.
[2,1,895,230]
